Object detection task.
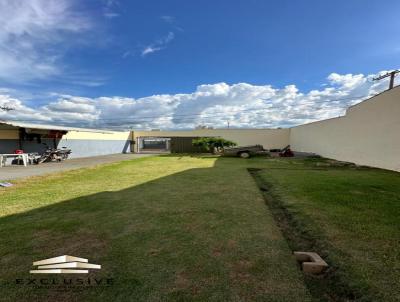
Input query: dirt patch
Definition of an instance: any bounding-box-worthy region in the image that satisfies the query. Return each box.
[212,246,223,257]
[147,248,161,256]
[227,239,237,248]
[174,271,191,290]
[248,168,362,302]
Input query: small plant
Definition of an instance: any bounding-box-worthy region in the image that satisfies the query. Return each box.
[192,137,237,153]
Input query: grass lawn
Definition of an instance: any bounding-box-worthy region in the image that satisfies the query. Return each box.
[1,155,398,301]
[0,156,311,302]
[255,158,400,301]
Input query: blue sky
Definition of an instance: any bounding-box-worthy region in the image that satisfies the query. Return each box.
[0,0,399,129]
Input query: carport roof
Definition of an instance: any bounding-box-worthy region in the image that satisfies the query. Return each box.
[0,120,115,133]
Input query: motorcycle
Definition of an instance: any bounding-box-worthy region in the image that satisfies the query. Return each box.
[36,143,72,164]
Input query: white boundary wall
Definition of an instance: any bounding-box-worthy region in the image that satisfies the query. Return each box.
[290,86,400,171]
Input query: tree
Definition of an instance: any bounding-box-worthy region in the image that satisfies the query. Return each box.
[192,137,237,153]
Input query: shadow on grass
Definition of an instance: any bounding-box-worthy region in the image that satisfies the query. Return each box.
[0,157,312,302]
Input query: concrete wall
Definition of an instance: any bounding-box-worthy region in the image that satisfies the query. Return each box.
[58,139,131,158]
[60,131,131,158]
[290,87,400,171]
[0,129,132,159]
[132,128,290,153]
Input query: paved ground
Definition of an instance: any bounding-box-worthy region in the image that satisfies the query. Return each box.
[0,153,154,181]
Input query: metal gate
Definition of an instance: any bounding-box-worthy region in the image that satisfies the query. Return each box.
[170,137,207,153]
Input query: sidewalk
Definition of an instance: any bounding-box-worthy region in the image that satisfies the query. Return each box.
[0,153,154,181]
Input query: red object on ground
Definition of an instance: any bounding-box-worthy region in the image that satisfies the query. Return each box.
[280,149,294,157]
[14,149,24,154]
[279,147,294,157]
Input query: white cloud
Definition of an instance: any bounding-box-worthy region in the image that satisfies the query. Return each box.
[0,94,51,122]
[103,12,119,19]
[141,46,163,56]
[0,71,397,130]
[0,0,92,83]
[141,32,175,56]
[45,98,97,114]
[102,0,120,19]
[161,15,174,23]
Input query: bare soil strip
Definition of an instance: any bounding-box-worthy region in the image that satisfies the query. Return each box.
[248,167,362,302]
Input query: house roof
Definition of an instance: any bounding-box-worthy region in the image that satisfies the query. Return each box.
[0,120,116,133]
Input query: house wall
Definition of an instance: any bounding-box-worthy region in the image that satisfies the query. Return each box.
[58,131,132,158]
[290,86,400,171]
[132,128,290,153]
[0,129,19,155]
[0,129,132,159]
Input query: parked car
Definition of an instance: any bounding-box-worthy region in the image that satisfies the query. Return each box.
[223,145,268,158]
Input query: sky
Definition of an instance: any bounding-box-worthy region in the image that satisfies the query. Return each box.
[0,0,399,130]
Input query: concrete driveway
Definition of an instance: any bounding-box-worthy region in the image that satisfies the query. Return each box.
[0,153,154,181]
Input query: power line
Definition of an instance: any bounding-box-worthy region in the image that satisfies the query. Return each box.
[73,94,372,121]
[1,91,384,131]
[3,94,371,124]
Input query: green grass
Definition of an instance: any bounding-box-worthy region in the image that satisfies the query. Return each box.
[0,156,311,302]
[256,158,400,301]
[2,155,398,301]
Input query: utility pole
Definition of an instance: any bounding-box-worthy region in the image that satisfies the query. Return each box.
[373,70,399,90]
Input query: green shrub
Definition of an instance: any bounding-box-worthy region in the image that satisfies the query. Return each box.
[192,137,237,153]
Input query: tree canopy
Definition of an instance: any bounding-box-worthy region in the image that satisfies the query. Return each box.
[192,137,237,153]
